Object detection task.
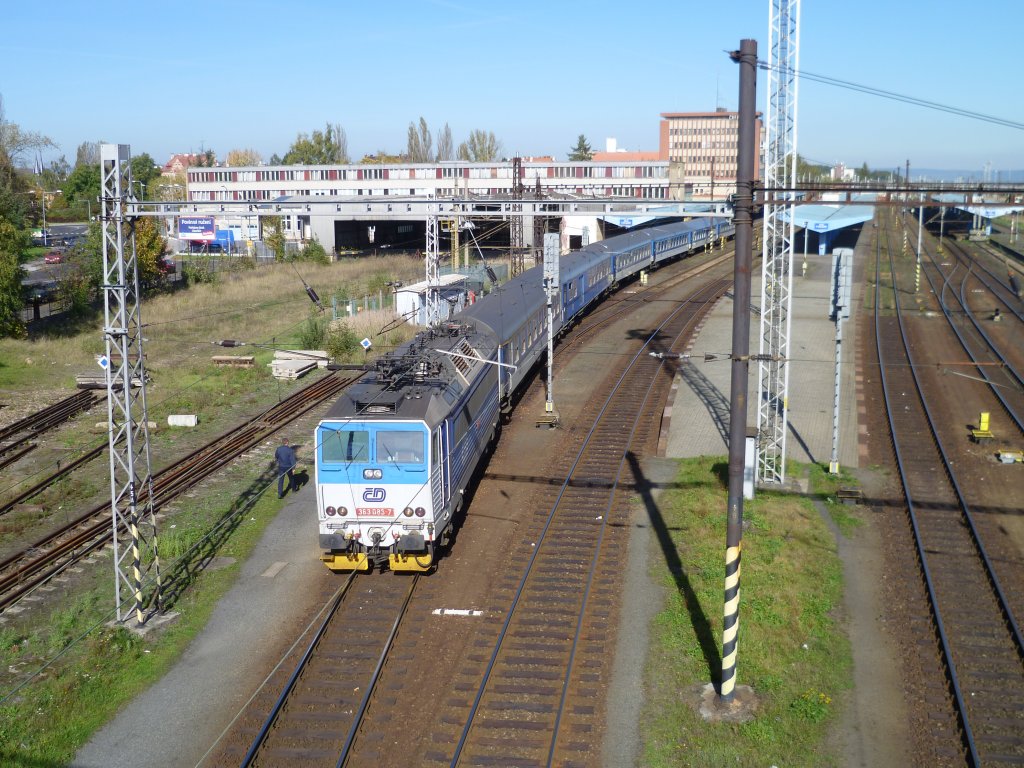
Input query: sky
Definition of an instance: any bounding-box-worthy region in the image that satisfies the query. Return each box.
[2,0,1022,175]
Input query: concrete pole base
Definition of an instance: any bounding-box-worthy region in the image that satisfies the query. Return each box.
[695,681,759,723]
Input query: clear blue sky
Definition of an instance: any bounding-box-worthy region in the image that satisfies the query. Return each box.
[2,0,1021,174]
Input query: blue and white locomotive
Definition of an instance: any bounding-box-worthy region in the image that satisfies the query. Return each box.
[315,216,733,572]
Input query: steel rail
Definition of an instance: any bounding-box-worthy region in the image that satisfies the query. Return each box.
[450,276,729,766]
[565,247,735,351]
[239,571,361,768]
[875,223,979,765]
[0,372,357,613]
[0,444,106,517]
[917,243,1024,434]
[877,219,1024,766]
[336,574,419,767]
[0,390,99,445]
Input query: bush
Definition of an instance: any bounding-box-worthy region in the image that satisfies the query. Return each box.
[299,240,330,265]
[298,310,328,349]
[365,271,391,296]
[182,258,217,285]
[326,322,362,362]
[59,274,94,318]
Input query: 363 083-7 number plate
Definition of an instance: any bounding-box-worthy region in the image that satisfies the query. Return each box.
[355,507,395,517]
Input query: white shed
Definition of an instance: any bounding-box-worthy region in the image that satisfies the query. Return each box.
[395,274,473,326]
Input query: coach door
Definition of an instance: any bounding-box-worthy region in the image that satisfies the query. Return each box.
[438,423,451,507]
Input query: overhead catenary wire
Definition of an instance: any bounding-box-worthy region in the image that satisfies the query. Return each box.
[757,58,1024,132]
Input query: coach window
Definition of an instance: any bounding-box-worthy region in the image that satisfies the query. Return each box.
[322,428,369,462]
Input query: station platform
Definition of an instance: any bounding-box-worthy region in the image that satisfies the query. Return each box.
[658,229,867,476]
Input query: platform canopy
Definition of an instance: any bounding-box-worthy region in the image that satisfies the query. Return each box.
[599,203,729,229]
[780,195,876,254]
[932,193,1024,220]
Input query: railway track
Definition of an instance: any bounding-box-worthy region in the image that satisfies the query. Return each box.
[0,372,360,614]
[917,238,1024,435]
[0,390,102,473]
[202,256,734,767]
[876,214,1024,765]
[427,275,730,767]
[224,573,420,766]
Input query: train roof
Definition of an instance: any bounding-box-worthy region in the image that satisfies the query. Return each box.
[457,264,547,345]
[583,218,718,256]
[324,323,498,423]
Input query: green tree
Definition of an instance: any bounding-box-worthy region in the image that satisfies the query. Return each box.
[406,117,433,163]
[39,155,71,190]
[0,96,52,227]
[326,322,361,362]
[134,216,167,286]
[568,134,593,161]
[0,216,27,338]
[0,95,56,168]
[63,162,101,206]
[795,154,829,181]
[0,151,29,228]
[193,149,217,167]
[283,122,349,164]
[130,153,160,189]
[262,216,286,261]
[75,221,104,294]
[298,309,328,349]
[72,218,166,294]
[150,173,186,202]
[457,130,502,162]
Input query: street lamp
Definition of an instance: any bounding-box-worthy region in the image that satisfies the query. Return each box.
[134,180,147,200]
[39,189,61,246]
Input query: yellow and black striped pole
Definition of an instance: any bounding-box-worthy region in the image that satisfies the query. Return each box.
[721,543,742,698]
[720,37,756,704]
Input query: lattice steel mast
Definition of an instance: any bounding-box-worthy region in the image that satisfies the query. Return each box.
[100,143,163,624]
[510,156,525,276]
[425,211,440,326]
[756,0,800,485]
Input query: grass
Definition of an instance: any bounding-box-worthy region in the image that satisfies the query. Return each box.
[0,255,424,393]
[0,461,284,765]
[641,456,853,768]
[0,255,428,764]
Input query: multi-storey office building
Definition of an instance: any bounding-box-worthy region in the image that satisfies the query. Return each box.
[659,108,762,200]
[184,159,674,252]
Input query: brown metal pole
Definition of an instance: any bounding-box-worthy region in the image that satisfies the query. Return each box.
[720,38,757,704]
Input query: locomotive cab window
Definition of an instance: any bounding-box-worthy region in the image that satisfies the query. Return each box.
[322,428,369,462]
[377,430,425,463]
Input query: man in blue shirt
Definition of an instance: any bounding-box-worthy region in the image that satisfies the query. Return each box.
[274,437,298,498]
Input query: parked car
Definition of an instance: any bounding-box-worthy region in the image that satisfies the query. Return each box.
[43,250,63,264]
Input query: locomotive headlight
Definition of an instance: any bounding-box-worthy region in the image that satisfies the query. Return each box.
[325,506,336,516]
[363,468,383,480]
[415,507,426,517]
[403,507,414,517]
[339,506,348,516]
